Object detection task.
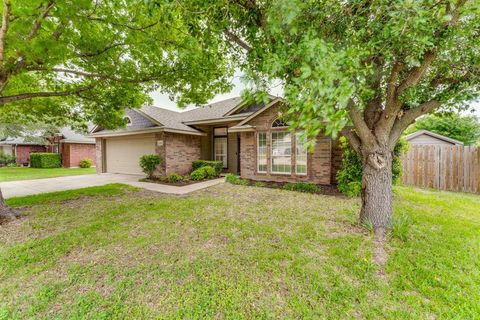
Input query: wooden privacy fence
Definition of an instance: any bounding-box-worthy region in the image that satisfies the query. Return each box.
[401,145,480,194]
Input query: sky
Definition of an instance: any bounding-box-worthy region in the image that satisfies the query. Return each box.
[149,79,480,117]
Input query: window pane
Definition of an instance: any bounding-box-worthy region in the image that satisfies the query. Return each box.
[271,131,291,173]
[214,137,228,168]
[257,132,267,173]
[296,135,307,175]
[214,127,227,136]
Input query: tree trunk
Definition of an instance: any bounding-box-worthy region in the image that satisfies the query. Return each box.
[360,150,393,230]
[0,187,18,224]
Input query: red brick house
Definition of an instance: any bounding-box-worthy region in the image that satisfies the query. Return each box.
[91,97,342,185]
[0,127,96,167]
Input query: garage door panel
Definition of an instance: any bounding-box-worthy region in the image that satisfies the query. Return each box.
[106,134,156,174]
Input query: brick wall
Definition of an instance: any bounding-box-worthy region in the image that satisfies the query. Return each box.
[63,143,96,167]
[95,138,104,173]
[239,102,334,185]
[163,132,201,175]
[330,138,343,184]
[15,145,47,165]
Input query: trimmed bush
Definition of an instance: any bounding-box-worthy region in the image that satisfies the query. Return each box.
[283,182,321,193]
[190,167,207,180]
[336,136,408,197]
[30,153,61,168]
[79,158,93,168]
[139,154,162,179]
[192,160,223,176]
[225,173,249,185]
[167,172,183,183]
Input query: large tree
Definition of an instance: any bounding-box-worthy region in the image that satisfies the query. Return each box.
[152,0,479,233]
[0,0,234,221]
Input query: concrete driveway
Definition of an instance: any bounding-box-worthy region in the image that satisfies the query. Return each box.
[0,173,224,199]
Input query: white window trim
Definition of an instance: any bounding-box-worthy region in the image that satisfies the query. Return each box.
[271,131,291,175]
[257,132,267,173]
[124,116,132,126]
[295,134,308,176]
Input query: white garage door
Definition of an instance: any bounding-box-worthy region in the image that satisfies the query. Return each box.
[105,134,156,175]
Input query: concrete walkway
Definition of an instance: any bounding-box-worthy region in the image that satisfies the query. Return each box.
[0,173,225,199]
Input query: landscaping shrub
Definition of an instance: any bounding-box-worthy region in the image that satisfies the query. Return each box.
[79,158,93,168]
[190,166,218,181]
[283,182,321,193]
[190,167,207,180]
[336,136,408,197]
[167,172,183,183]
[139,154,162,179]
[0,152,16,166]
[225,173,249,185]
[30,153,61,168]
[192,160,223,176]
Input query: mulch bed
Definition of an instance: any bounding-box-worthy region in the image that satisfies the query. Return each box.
[139,178,210,186]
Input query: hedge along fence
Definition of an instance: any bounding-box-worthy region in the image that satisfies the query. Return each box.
[30,153,62,168]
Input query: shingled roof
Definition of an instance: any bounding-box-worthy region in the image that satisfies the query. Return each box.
[90,96,279,137]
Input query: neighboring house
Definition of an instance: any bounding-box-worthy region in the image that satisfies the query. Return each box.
[406,130,464,146]
[0,127,96,167]
[91,96,343,185]
[0,138,47,166]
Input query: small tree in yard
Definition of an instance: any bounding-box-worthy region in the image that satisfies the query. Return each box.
[143,0,479,235]
[139,155,162,179]
[0,1,231,221]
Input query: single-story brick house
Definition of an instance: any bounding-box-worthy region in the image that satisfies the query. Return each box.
[90,96,342,185]
[0,127,96,167]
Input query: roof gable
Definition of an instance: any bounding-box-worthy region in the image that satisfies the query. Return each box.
[406,130,464,145]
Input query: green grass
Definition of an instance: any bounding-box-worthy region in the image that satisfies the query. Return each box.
[0,167,96,182]
[0,184,479,319]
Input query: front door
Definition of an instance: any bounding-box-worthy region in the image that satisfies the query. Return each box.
[214,137,228,168]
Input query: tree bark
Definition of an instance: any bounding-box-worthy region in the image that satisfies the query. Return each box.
[0,187,18,224]
[360,149,393,229]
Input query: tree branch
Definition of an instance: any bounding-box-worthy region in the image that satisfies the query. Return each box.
[397,50,437,96]
[0,0,11,62]
[224,30,252,51]
[0,86,92,105]
[78,42,128,58]
[342,127,362,155]
[347,99,375,148]
[27,1,55,41]
[389,99,441,146]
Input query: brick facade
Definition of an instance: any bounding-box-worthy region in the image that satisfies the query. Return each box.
[239,103,335,185]
[14,145,47,165]
[61,143,96,167]
[95,138,104,173]
[162,132,201,175]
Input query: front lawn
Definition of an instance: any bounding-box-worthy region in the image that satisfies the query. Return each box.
[0,167,96,182]
[1,184,479,319]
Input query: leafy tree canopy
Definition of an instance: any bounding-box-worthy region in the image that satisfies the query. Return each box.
[0,0,234,128]
[406,112,480,145]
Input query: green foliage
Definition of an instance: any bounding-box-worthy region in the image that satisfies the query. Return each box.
[406,113,480,146]
[191,160,223,176]
[283,182,321,194]
[225,173,249,185]
[29,153,61,168]
[391,213,411,242]
[0,1,233,128]
[139,155,161,179]
[336,137,408,196]
[190,166,215,181]
[167,172,183,183]
[0,152,16,166]
[79,158,93,169]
